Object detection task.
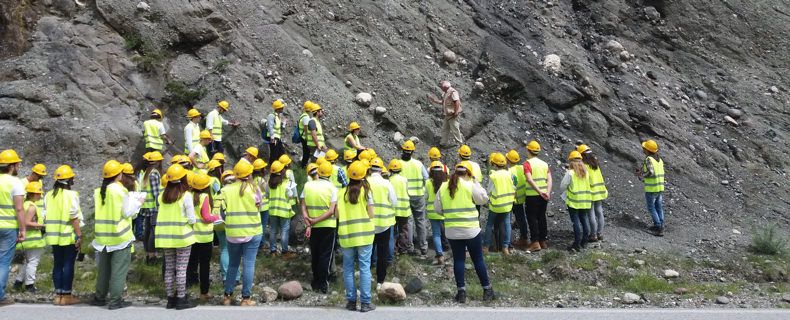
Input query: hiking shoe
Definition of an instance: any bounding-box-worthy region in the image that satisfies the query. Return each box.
[13,281,23,292]
[526,241,541,252]
[59,294,80,305]
[588,235,598,242]
[25,285,37,293]
[199,294,213,303]
[434,256,445,266]
[108,300,132,310]
[656,228,665,237]
[502,248,511,256]
[359,303,376,313]
[166,296,177,309]
[89,297,107,306]
[239,298,256,306]
[454,290,467,304]
[176,297,197,310]
[597,233,603,241]
[222,294,233,306]
[345,300,357,311]
[483,288,496,301]
[567,245,581,253]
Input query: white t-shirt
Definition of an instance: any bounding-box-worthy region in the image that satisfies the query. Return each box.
[10,177,24,197]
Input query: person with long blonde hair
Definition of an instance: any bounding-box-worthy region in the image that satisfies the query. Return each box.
[560,151,592,252]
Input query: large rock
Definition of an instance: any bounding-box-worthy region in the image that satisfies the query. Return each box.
[355,92,373,107]
[543,54,562,73]
[442,50,457,63]
[605,40,624,52]
[377,282,406,302]
[715,296,730,304]
[277,281,303,300]
[404,277,423,294]
[262,286,278,303]
[622,292,642,304]
[663,269,680,278]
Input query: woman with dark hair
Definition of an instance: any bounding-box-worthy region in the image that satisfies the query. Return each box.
[267,161,296,256]
[188,173,222,302]
[578,145,608,241]
[121,162,143,241]
[138,151,164,265]
[45,165,83,306]
[425,161,448,265]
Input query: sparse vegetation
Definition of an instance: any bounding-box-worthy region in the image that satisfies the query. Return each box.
[164,81,207,109]
[750,224,787,256]
[213,59,231,73]
[123,33,143,51]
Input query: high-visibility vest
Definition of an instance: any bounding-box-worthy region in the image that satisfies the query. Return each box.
[461,160,483,182]
[254,176,269,212]
[143,119,164,150]
[298,113,309,140]
[488,169,515,213]
[45,189,80,246]
[586,165,608,201]
[138,169,160,210]
[330,165,345,189]
[524,157,549,196]
[425,180,443,220]
[565,170,592,210]
[401,159,425,197]
[369,176,395,228]
[389,174,410,217]
[344,133,360,152]
[268,180,293,218]
[271,113,283,139]
[336,187,374,248]
[438,180,479,229]
[509,165,527,204]
[193,144,209,167]
[222,182,262,237]
[0,174,21,230]
[184,121,201,153]
[192,193,214,243]
[155,192,196,248]
[208,109,224,141]
[93,183,134,247]
[16,201,45,250]
[643,157,665,193]
[303,179,337,228]
[306,117,325,148]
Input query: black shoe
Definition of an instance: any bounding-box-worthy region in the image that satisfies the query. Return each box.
[25,285,37,293]
[454,290,467,304]
[108,301,132,310]
[655,228,665,237]
[345,300,357,311]
[166,296,177,309]
[483,288,496,301]
[359,303,376,313]
[566,245,581,253]
[175,296,197,310]
[89,297,107,306]
[13,281,23,291]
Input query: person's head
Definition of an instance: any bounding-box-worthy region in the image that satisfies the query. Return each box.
[306,163,319,179]
[458,145,472,160]
[440,80,451,92]
[272,99,286,114]
[25,180,43,202]
[345,161,369,204]
[200,130,212,146]
[252,159,267,178]
[217,100,230,114]
[162,164,190,204]
[190,173,213,208]
[388,159,402,175]
[428,147,441,161]
[278,154,292,169]
[348,122,361,135]
[325,149,339,164]
[121,162,136,191]
[315,108,324,119]
[99,160,122,204]
[526,140,541,158]
[318,162,333,180]
[29,163,47,181]
[150,108,163,120]
[343,149,356,165]
[244,147,259,162]
[448,162,472,198]
[268,161,285,189]
[212,152,226,164]
[187,108,201,123]
[506,150,520,166]
[401,140,416,160]
[0,149,22,175]
[490,152,507,169]
[642,139,659,156]
[577,145,599,170]
[568,151,586,179]
[429,161,447,194]
[221,170,236,185]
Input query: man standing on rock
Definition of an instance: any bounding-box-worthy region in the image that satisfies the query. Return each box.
[206,100,240,158]
[427,81,464,148]
[638,139,666,237]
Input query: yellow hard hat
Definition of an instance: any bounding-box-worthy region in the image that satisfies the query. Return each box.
[233,161,254,179]
[361,159,371,169]
[252,159,267,170]
[458,145,472,157]
[506,150,520,163]
[358,150,372,161]
[306,163,319,175]
[122,162,134,175]
[491,153,507,167]
[245,147,259,159]
[388,159,402,171]
[151,109,163,118]
[577,144,591,154]
[207,160,222,171]
[642,140,658,153]
[170,155,185,164]
[370,157,385,169]
[221,170,235,181]
[316,157,328,167]
[185,170,196,186]
[568,151,583,161]
[0,149,22,164]
[527,140,541,153]
[401,140,416,151]
[186,108,201,118]
[55,165,75,180]
[344,149,357,161]
[348,121,361,131]
[190,173,212,190]
[102,160,123,178]
[348,161,368,181]
[310,102,322,112]
[269,160,285,174]
[272,99,286,110]
[31,164,47,176]
[217,100,230,111]
[325,149,339,161]
[455,162,473,174]
[212,152,225,162]
[318,162,333,177]
[278,154,292,166]
[25,180,43,194]
[428,147,441,160]
[368,148,377,159]
[199,130,212,140]
[165,164,188,181]
[303,101,314,112]
[144,151,164,162]
[429,161,444,170]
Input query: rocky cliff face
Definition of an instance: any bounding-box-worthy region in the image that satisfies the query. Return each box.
[1,0,788,253]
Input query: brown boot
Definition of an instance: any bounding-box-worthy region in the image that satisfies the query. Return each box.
[515,239,528,249]
[199,294,213,303]
[222,294,233,306]
[240,298,257,306]
[539,241,548,250]
[502,247,510,256]
[526,241,542,252]
[59,294,81,306]
[53,295,62,306]
[434,256,445,266]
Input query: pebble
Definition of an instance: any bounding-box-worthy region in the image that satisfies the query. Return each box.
[605,40,624,52]
[647,70,658,80]
[782,293,790,303]
[658,98,670,109]
[136,1,151,11]
[301,49,313,58]
[354,92,373,107]
[716,296,730,304]
[619,51,631,61]
[622,292,642,304]
[635,259,645,266]
[643,6,661,21]
[664,269,680,278]
[727,108,743,119]
[262,286,278,303]
[732,229,741,234]
[674,287,689,295]
[695,90,708,100]
[443,50,457,63]
[724,116,739,126]
[392,132,404,143]
[769,86,779,93]
[555,112,566,122]
[374,107,387,115]
[721,180,730,185]
[474,81,485,91]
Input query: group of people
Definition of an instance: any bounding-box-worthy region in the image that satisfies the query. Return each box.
[0,96,667,311]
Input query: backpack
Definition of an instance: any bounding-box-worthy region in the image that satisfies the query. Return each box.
[261,115,271,144]
[292,113,309,144]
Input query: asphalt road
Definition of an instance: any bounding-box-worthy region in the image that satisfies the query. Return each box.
[1,305,788,320]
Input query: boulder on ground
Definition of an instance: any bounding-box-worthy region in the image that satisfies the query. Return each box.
[377,282,406,301]
[277,281,303,300]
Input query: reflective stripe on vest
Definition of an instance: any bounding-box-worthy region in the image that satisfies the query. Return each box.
[209,110,223,141]
[389,174,411,217]
[306,117,325,148]
[45,189,80,246]
[304,179,337,228]
[155,192,196,248]
[425,180,443,220]
[369,176,395,228]
[138,170,160,210]
[336,188,374,248]
[344,133,360,152]
[193,193,215,243]
[143,119,164,150]
[0,174,19,229]
[439,180,479,229]
[93,183,135,246]
[184,122,201,153]
[222,182,262,237]
[401,159,425,197]
[525,157,549,196]
[488,169,515,213]
[586,165,608,201]
[16,201,46,250]
[509,165,527,204]
[565,170,593,210]
[268,181,293,218]
[643,157,665,193]
[272,113,282,139]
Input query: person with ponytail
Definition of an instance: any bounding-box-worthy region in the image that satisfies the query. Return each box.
[44,165,83,306]
[12,181,46,293]
[138,151,164,264]
[425,161,448,265]
[577,145,608,241]
[187,173,222,302]
[560,151,592,252]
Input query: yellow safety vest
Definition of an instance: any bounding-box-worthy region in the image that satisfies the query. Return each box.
[344,133,360,152]
[45,189,80,246]
[222,182,262,237]
[93,183,134,247]
[336,187,374,248]
[138,169,160,210]
[184,122,201,153]
[254,176,269,212]
[369,176,395,228]
[389,174,410,217]
[401,159,425,197]
[303,179,337,228]
[268,181,293,218]
[155,192,196,248]
[331,165,344,189]
[306,117,325,148]
[509,165,527,204]
[438,180,479,229]
[525,157,549,196]
[272,113,283,139]
[488,169,515,213]
[565,170,593,210]
[193,193,214,243]
[461,160,483,182]
[425,180,443,220]
[208,109,224,141]
[143,119,164,150]
[193,144,209,167]
[643,156,665,193]
[0,174,20,230]
[586,165,608,201]
[16,201,45,250]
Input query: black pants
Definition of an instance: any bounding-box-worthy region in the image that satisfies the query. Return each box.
[269,138,286,164]
[208,140,224,158]
[373,227,391,284]
[301,140,315,168]
[309,227,336,292]
[525,196,549,242]
[395,217,411,254]
[143,214,157,253]
[186,242,213,294]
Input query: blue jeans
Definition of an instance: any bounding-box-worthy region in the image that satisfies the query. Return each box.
[0,229,18,300]
[132,214,145,240]
[568,207,590,248]
[259,211,269,247]
[268,216,290,253]
[342,245,373,304]
[225,234,262,297]
[448,233,490,290]
[215,230,239,282]
[484,212,511,249]
[429,220,444,256]
[52,244,77,294]
[645,192,664,228]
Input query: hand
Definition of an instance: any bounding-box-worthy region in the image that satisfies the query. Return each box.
[231,122,241,127]
[540,191,551,201]
[304,226,312,238]
[16,230,25,242]
[447,111,455,117]
[270,139,277,145]
[75,237,82,250]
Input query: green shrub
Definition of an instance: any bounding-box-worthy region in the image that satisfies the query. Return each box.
[164,81,206,108]
[750,224,787,256]
[123,33,143,51]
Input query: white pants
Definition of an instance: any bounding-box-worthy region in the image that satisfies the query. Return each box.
[15,248,44,285]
